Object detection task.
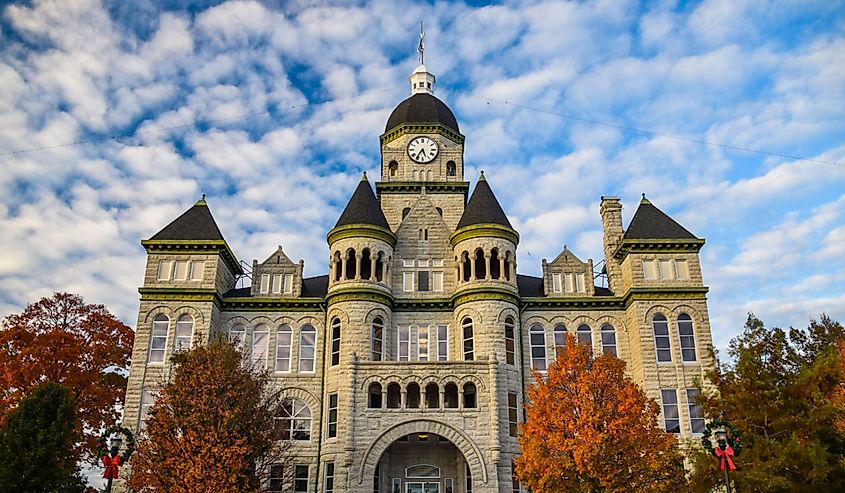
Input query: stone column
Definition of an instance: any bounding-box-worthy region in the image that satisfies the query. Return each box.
[355,253,362,280]
[470,255,476,281]
[341,255,347,280]
[484,253,491,280]
[369,256,377,281]
[499,256,505,280]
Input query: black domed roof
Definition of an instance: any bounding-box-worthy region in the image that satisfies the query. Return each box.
[385,93,459,133]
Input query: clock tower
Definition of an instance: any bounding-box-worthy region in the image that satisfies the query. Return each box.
[377,63,469,231]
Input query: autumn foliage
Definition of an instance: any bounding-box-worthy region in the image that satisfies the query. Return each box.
[0,292,134,461]
[515,334,687,492]
[128,340,288,493]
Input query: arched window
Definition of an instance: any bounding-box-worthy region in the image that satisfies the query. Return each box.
[406,383,421,409]
[462,318,474,361]
[576,324,592,349]
[490,248,501,279]
[444,383,459,408]
[463,382,477,408]
[299,325,317,372]
[474,249,486,279]
[388,160,398,177]
[277,398,311,441]
[553,324,567,352]
[386,383,401,409]
[371,317,384,361]
[275,325,292,372]
[174,315,193,352]
[361,248,372,280]
[446,161,456,176]
[462,252,471,282]
[425,383,439,408]
[601,323,617,357]
[229,323,245,354]
[149,315,168,363]
[652,314,671,362]
[678,314,696,362]
[368,383,383,408]
[529,324,547,371]
[252,324,269,369]
[330,318,341,366]
[504,317,515,365]
[345,249,357,280]
[375,252,384,282]
[333,251,342,282]
[504,251,513,281]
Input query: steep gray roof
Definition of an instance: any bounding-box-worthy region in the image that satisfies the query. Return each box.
[385,93,459,133]
[334,174,390,229]
[456,173,512,229]
[623,197,698,240]
[149,197,225,241]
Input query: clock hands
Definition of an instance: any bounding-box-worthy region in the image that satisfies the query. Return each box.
[416,149,427,161]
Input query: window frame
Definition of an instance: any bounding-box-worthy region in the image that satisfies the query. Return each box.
[678,314,697,362]
[148,315,169,364]
[462,318,474,361]
[600,323,617,357]
[330,318,341,367]
[275,325,292,372]
[686,388,705,434]
[504,318,515,365]
[528,324,547,371]
[277,398,312,441]
[652,314,672,363]
[507,393,518,437]
[371,318,384,361]
[298,325,317,372]
[436,324,449,361]
[252,324,270,369]
[327,393,338,438]
[173,314,193,353]
[660,389,681,434]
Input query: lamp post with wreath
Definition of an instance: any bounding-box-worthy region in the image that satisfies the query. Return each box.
[701,419,742,493]
[96,423,136,493]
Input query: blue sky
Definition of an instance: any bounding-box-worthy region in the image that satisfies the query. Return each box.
[1,0,844,359]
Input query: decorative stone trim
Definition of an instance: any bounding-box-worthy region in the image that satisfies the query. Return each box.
[450,223,520,246]
[380,123,465,146]
[612,238,705,260]
[326,223,397,247]
[375,181,470,196]
[141,239,243,275]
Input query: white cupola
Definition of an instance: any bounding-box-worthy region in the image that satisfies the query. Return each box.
[410,64,436,95]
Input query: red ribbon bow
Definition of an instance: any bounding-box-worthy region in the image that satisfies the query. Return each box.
[715,445,736,471]
[102,455,122,479]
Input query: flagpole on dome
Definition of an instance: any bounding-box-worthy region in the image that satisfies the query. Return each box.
[410,21,435,95]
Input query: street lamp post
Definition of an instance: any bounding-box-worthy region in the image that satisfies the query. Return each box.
[105,435,123,493]
[714,428,735,493]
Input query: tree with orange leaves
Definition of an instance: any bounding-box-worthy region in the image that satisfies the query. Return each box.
[0,292,134,462]
[128,340,289,493]
[514,333,687,492]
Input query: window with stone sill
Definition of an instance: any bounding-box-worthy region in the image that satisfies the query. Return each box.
[148,315,168,363]
[157,259,204,281]
[402,259,444,292]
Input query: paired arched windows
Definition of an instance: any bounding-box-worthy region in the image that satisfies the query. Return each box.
[148,315,169,363]
[277,398,312,441]
[462,318,474,361]
[529,324,547,371]
[652,313,697,363]
[299,325,317,372]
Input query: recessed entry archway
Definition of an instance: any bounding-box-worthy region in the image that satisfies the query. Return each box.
[358,419,488,491]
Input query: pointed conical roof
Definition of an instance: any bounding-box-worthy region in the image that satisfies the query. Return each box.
[334,173,390,229]
[457,172,512,229]
[150,196,226,241]
[623,196,697,240]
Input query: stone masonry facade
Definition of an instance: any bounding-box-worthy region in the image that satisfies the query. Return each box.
[121,65,717,493]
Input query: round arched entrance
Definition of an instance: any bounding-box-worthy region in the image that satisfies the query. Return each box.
[359,419,487,493]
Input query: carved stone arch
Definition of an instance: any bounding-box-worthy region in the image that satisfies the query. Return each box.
[454,306,483,327]
[172,305,205,326]
[295,315,324,331]
[277,386,320,414]
[496,307,519,325]
[457,373,487,392]
[359,374,386,391]
[142,305,174,324]
[642,304,674,325]
[419,374,440,388]
[670,304,704,324]
[570,314,598,329]
[594,314,626,332]
[224,315,251,331]
[362,307,390,326]
[273,315,298,328]
[358,419,488,484]
[327,309,349,327]
[247,315,275,331]
[522,315,552,330]
[441,375,462,386]
[547,315,573,330]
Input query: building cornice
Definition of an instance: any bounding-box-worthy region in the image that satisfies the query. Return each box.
[375,181,470,197]
[612,238,705,260]
[326,224,398,247]
[327,286,395,307]
[139,287,222,306]
[450,224,520,247]
[141,240,243,275]
[380,123,465,147]
[222,296,326,312]
[451,286,521,308]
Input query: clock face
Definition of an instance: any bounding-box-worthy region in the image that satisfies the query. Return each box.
[407,136,438,163]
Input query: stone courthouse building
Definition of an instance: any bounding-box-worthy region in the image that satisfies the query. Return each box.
[123,63,717,493]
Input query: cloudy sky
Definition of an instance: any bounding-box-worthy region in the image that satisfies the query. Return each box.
[1,0,844,357]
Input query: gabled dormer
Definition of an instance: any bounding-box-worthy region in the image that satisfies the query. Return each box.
[250,246,303,297]
[393,192,452,296]
[541,246,595,297]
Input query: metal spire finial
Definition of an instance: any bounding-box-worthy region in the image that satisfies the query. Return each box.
[418,21,425,65]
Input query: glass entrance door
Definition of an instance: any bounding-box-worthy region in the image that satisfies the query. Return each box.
[406,482,439,493]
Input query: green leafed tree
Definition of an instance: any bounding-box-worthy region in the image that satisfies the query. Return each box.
[0,382,86,493]
[689,314,845,492]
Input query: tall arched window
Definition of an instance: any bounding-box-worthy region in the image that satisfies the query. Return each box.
[425,383,439,408]
[446,160,456,176]
[444,383,459,408]
[462,318,474,361]
[277,398,311,441]
[386,383,401,409]
[375,252,384,282]
[678,314,696,362]
[229,323,245,354]
[474,249,486,279]
[490,248,501,279]
[368,383,383,408]
[371,317,384,361]
[504,317,515,365]
[462,252,471,282]
[299,325,317,372]
[360,248,372,280]
[576,324,592,349]
[463,382,477,408]
[388,160,398,177]
[333,252,342,282]
[406,383,421,409]
[330,318,341,367]
[529,324,547,371]
[173,315,193,352]
[345,250,357,280]
[504,251,513,281]
[601,323,617,356]
[652,314,671,362]
[148,315,168,363]
[553,324,567,353]
[275,325,292,372]
[252,324,269,369]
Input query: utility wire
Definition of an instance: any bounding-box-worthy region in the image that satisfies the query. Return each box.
[468,94,844,167]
